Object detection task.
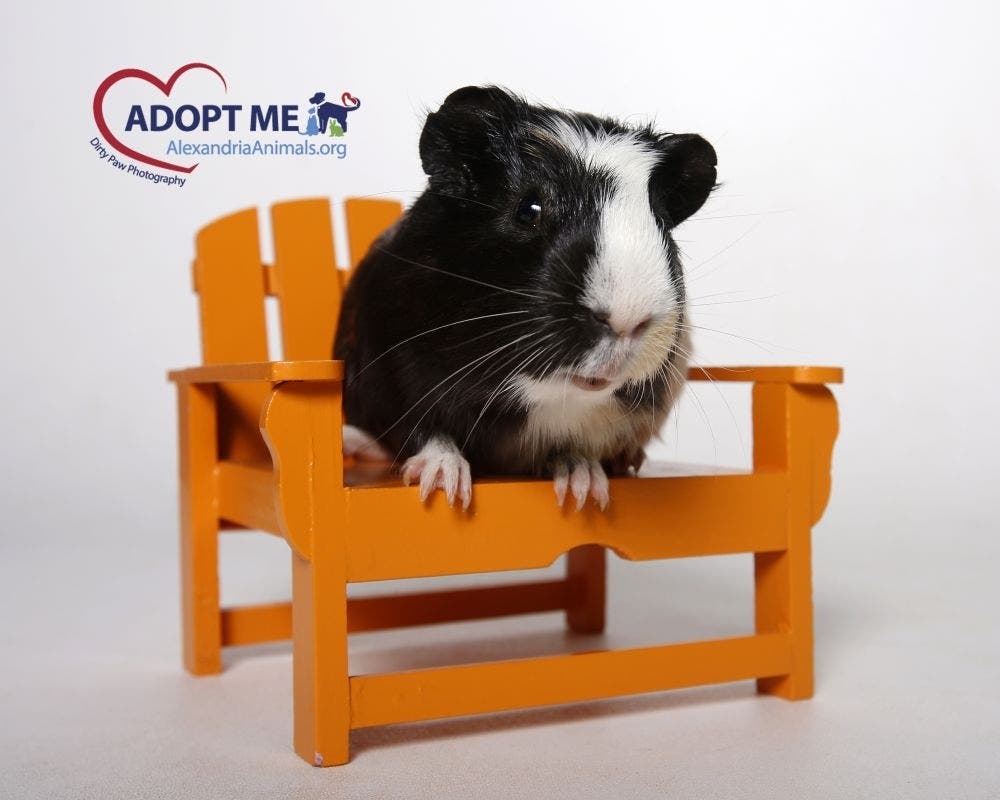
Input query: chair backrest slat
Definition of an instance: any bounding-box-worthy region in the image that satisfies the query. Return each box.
[191,196,404,461]
[194,207,271,461]
[194,207,269,364]
[271,199,341,360]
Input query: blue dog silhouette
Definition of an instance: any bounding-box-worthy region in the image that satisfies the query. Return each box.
[299,106,321,136]
[309,91,361,134]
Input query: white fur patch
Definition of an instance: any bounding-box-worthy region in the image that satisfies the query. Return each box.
[516,386,640,457]
[509,120,687,455]
[545,119,680,332]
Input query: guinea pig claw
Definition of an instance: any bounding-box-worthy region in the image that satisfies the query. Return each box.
[401,438,473,511]
[419,466,441,503]
[401,458,422,488]
[590,463,610,511]
[552,458,610,512]
[553,462,570,507]
[570,462,590,511]
[458,459,472,510]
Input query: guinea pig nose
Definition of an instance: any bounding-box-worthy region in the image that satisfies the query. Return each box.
[590,309,651,338]
[631,317,651,337]
[610,315,653,339]
[591,309,612,327]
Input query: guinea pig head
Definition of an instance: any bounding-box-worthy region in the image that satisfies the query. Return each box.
[418,86,717,399]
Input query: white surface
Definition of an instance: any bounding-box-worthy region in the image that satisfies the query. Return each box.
[3,0,1000,797]
[3,519,998,798]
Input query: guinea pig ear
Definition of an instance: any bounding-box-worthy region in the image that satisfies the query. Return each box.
[651,134,718,226]
[419,86,521,196]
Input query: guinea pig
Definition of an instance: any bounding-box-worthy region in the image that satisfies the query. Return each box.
[334,86,717,511]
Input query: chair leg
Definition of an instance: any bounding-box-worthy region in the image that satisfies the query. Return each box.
[178,383,221,675]
[565,545,606,634]
[292,553,350,766]
[264,381,352,766]
[754,533,813,699]
[752,382,822,700]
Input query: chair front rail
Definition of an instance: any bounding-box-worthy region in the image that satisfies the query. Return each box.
[350,633,793,728]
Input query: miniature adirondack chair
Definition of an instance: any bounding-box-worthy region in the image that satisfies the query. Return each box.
[168,197,842,767]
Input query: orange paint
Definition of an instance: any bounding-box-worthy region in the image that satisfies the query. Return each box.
[169,198,842,765]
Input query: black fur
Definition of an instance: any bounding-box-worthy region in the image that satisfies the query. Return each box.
[334,86,716,474]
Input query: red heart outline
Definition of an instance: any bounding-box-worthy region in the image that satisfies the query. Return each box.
[341,92,359,107]
[93,63,228,174]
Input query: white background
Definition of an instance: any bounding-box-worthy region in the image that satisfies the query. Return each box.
[2,2,998,798]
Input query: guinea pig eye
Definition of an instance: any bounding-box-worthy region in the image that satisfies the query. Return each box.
[514,194,543,227]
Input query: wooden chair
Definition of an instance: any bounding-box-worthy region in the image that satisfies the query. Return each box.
[168,197,842,767]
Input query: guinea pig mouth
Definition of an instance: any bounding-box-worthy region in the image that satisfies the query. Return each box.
[571,375,613,392]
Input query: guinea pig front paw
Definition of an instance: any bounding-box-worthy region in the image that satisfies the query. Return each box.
[342,424,393,462]
[400,436,473,510]
[552,457,610,512]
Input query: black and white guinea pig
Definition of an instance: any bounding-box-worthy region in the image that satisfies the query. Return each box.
[334,86,717,511]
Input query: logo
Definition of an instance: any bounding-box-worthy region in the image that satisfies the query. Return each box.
[90,62,362,187]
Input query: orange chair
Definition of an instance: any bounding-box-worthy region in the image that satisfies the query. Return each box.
[168,197,842,767]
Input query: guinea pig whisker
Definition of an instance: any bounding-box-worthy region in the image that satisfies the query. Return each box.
[685,288,769,302]
[390,328,561,465]
[675,322,782,354]
[686,293,779,308]
[495,348,559,416]
[462,335,562,418]
[560,357,578,419]
[685,221,761,279]
[461,342,555,450]
[493,343,564,418]
[421,190,500,211]
[662,356,720,464]
[455,331,556,399]
[479,339,561,428]
[354,310,532,377]
[437,316,541,352]
[373,246,547,301]
[687,210,791,221]
[647,371,658,441]
[629,375,656,413]
[379,331,540,464]
[622,376,648,415]
[641,376,655,416]
[668,336,746,458]
[551,253,588,297]
[324,187,501,212]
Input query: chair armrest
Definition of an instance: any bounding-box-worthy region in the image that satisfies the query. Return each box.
[168,360,345,384]
[687,366,842,385]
